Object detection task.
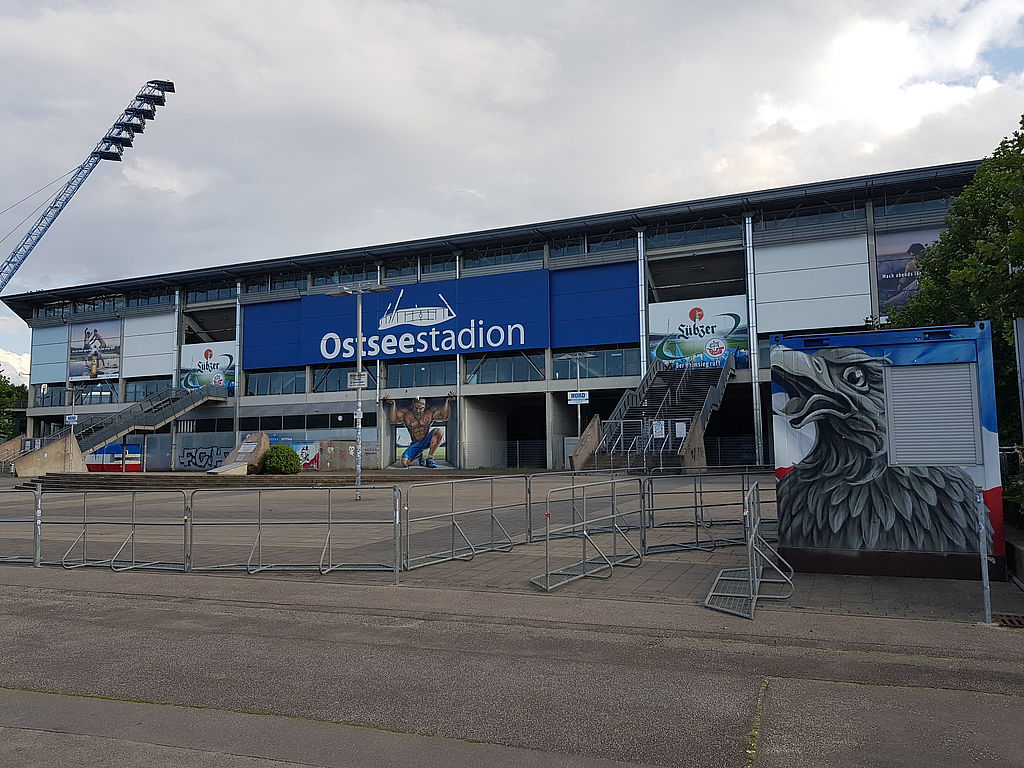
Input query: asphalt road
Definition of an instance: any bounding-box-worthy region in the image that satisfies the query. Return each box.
[0,567,1022,767]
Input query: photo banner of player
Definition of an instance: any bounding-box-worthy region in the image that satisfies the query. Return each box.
[382,393,458,469]
[876,226,942,311]
[69,319,122,381]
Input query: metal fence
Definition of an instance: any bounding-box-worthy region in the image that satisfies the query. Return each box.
[0,470,779,598]
[0,486,401,582]
[703,482,793,619]
[530,476,645,591]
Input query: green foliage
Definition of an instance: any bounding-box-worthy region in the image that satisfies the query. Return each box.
[263,444,302,475]
[0,366,27,441]
[887,115,1024,446]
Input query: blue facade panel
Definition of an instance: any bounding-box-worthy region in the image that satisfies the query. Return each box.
[549,262,639,349]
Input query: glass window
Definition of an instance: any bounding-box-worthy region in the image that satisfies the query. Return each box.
[552,347,640,380]
[463,243,543,270]
[758,204,865,231]
[311,364,377,393]
[259,415,282,431]
[646,220,743,250]
[311,263,377,286]
[238,417,259,431]
[283,414,305,430]
[72,381,118,405]
[73,295,124,314]
[587,230,634,254]
[125,290,174,308]
[385,358,457,388]
[244,368,306,396]
[124,377,172,402]
[244,276,270,293]
[384,259,417,280]
[34,384,67,408]
[465,351,544,384]
[306,413,330,429]
[270,272,306,291]
[550,237,583,258]
[421,254,457,275]
[186,283,237,303]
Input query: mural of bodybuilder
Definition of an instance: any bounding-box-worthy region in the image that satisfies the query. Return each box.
[383,393,455,468]
[771,346,986,552]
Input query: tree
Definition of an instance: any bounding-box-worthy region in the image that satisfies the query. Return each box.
[0,367,27,441]
[887,115,1024,446]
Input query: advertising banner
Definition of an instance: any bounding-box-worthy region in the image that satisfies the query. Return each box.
[648,294,749,369]
[179,341,237,395]
[69,319,121,380]
[382,393,457,469]
[876,227,942,311]
[244,270,550,369]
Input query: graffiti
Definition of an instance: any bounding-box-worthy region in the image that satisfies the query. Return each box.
[178,445,232,470]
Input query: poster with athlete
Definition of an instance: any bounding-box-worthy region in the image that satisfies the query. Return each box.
[69,319,122,381]
[382,393,457,469]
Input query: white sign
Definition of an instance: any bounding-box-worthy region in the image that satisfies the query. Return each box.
[675,420,688,439]
[652,420,666,439]
[64,414,78,425]
[568,391,589,405]
[347,371,369,389]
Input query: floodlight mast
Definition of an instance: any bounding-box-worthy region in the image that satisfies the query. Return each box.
[0,79,175,294]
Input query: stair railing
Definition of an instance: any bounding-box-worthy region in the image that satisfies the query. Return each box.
[677,351,737,460]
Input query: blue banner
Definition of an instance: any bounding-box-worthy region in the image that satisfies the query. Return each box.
[244,270,551,367]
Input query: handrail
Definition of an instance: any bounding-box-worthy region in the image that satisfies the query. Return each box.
[678,352,736,459]
[11,384,229,465]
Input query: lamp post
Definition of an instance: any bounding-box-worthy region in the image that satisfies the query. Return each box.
[332,283,391,499]
[558,351,597,437]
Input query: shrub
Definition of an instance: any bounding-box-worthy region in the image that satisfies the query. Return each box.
[263,444,301,475]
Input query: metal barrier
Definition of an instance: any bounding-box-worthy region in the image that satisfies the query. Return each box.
[0,489,42,565]
[530,477,644,591]
[54,490,189,571]
[644,471,776,555]
[526,469,635,542]
[402,476,528,569]
[704,482,793,619]
[188,486,400,580]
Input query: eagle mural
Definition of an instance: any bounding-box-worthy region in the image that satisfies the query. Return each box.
[772,346,986,553]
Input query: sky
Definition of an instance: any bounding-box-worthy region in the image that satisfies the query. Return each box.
[0,0,1022,384]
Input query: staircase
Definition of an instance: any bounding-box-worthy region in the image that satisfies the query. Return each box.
[9,384,230,471]
[592,352,737,471]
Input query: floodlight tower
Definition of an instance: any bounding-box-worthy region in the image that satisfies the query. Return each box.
[0,79,176,293]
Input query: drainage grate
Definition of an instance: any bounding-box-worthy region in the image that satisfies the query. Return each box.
[993,614,1024,629]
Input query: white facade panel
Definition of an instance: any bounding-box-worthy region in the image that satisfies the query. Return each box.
[30,325,69,383]
[756,294,872,333]
[755,264,871,303]
[754,235,868,273]
[30,362,67,384]
[122,313,176,378]
[754,235,871,333]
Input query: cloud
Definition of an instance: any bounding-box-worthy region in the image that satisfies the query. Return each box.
[0,0,1022,364]
[0,349,30,385]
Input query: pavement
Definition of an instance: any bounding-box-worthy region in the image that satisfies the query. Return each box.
[1,472,1023,766]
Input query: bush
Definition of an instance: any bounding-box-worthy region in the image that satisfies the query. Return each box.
[263,444,301,475]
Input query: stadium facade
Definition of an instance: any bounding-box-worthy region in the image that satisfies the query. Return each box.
[3,160,978,472]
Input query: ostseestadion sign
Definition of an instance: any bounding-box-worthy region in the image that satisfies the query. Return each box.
[242,270,552,368]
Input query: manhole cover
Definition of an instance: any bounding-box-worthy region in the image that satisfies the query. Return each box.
[993,614,1024,629]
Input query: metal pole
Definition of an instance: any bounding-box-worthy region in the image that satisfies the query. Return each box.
[355,291,363,501]
[976,491,993,625]
[33,490,41,567]
[743,214,765,466]
[576,357,582,437]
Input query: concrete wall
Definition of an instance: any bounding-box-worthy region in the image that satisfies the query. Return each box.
[546,392,578,469]
[174,432,237,471]
[14,435,85,477]
[461,397,507,468]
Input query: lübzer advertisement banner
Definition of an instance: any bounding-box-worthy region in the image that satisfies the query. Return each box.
[179,341,237,396]
[69,319,122,381]
[648,294,749,369]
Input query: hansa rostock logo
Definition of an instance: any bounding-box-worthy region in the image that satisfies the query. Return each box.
[320,288,528,360]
